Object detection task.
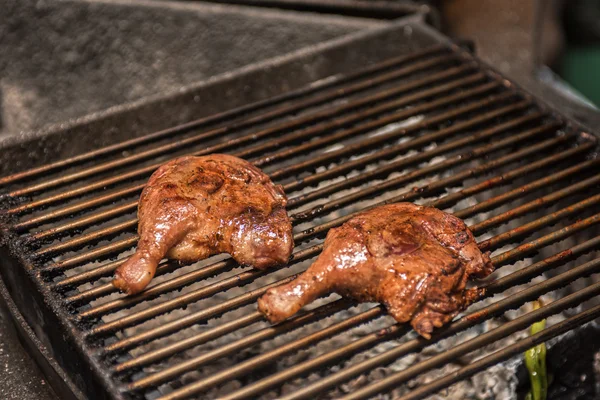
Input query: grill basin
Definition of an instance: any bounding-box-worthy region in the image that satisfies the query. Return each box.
[1,15,600,400]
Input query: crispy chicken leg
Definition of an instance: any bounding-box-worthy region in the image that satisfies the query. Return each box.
[258,203,493,338]
[113,154,293,295]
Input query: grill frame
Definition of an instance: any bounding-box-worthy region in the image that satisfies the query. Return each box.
[1,14,600,400]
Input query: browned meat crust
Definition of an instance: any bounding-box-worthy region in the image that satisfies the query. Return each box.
[113,154,293,295]
[258,203,493,338]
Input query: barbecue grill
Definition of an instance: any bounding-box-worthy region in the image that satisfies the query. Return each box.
[1,6,600,400]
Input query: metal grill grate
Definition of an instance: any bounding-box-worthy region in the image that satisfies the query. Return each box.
[1,40,600,400]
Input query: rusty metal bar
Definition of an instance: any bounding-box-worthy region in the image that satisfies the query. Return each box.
[452,157,600,219]
[70,128,564,318]
[34,220,138,258]
[397,304,600,400]
[30,101,531,241]
[491,212,600,268]
[291,122,560,218]
[82,265,273,321]
[62,141,585,301]
[154,306,384,400]
[270,250,600,400]
[340,277,600,400]
[264,88,510,184]
[281,104,536,196]
[12,184,146,232]
[430,144,597,211]
[477,194,600,251]
[293,134,575,243]
[34,102,533,258]
[87,245,321,339]
[41,236,138,273]
[99,272,305,353]
[94,186,594,356]
[30,201,139,241]
[112,207,600,387]
[469,172,600,230]
[0,45,448,188]
[112,311,264,373]
[10,85,514,236]
[8,68,486,210]
[125,299,355,391]
[55,259,132,290]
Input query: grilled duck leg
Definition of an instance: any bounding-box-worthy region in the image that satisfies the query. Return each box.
[258,203,492,338]
[113,154,293,295]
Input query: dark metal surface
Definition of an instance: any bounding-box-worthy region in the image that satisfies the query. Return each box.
[0,273,83,400]
[195,0,434,20]
[1,14,600,400]
[0,299,58,400]
[0,0,385,175]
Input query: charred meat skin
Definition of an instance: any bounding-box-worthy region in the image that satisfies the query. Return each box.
[258,203,493,339]
[113,154,293,295]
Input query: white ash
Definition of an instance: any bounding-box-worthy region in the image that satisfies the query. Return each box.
[366,115,426,138]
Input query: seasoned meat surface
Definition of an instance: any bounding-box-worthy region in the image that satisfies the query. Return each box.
[113,154,293,295]
[258,203,493,338]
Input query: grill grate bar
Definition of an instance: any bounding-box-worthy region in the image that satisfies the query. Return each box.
[17,90,522,236]
[282,103,535,198]
[38,96,538,272]
[30,200,139,240]
[156,252,600,400]
[8,69,487,214]
[63,143,590,302]
[75,129,570,321]
[469,175,600,234]
[113,310,265,373]
[397,304,600,400]
[42,236,139,273]
[96,172,598,357]
[491,212,600,268]
[10,58,469,197]
[131,303,382,393]
[34,220,137,258]
[0,38,597,400]
[267,250,600,400]
[12,183,147,232]
[127,298,358,391]
[233,67,480,166]
[430,146,597,211]
[260,87,508,183]
[477,194,600,252]
[291,122,561,222]
[221,235,600,400]
[452,157,600,219]
[286,103,534,211]
[0,45,447,189]
[33,101,535,258]
[338,275,600,400]
[29,101,531,241]
[293,134,574,244]
[99,244,322,352]
[112,196,600,391]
